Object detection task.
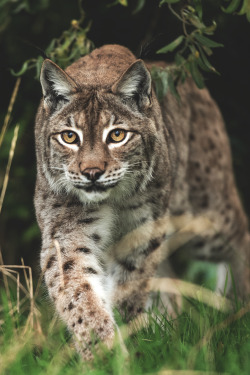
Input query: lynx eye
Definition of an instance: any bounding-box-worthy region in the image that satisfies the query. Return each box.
[61,131,78,144]
[109,129,126,143]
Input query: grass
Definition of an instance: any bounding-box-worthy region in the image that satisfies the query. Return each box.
[0,78,20,215]
[1,261,250,375]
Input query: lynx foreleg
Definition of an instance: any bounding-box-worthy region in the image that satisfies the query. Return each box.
[41,239,116,360]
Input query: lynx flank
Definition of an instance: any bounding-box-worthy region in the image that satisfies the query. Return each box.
[34,44,250,359]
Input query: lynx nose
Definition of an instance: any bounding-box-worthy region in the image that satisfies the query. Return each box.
[81,168,104,182]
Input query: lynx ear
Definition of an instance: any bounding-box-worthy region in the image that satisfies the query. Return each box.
[40,59,78,112]
[112,60,152,110]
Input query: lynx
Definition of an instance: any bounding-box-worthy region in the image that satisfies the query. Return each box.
[34,44,250,359]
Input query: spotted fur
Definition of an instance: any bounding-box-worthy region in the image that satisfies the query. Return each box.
[34,44,250,359]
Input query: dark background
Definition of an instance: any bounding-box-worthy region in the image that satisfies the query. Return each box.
[0,0,250,274]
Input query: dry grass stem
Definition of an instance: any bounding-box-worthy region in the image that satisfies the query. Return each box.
[21,257,34,326]
[33,272,44,300]
[48,314,60,335]
[0,78,21,148]
[0,249,12,305]
[0,124,19,214]
[0,256,42,334]
[0,267,23,315]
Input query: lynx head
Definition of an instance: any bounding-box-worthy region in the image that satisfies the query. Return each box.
[37,46,160,203]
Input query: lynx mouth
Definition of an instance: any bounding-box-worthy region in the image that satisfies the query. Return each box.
[74,183,117,193]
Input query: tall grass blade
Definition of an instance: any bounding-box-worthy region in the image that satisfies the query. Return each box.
[0,78,21,148]
[0,124,19,214]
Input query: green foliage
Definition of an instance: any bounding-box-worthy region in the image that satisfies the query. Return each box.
[154,0,250,97]
[132,0,146,14]
[221,0,250,20]
[108,0,128,7]
[156,1,222,94]
[11,0,94,78]
[150,65,180,101]
[157,35,185,53]
[150,67,170,101]
[8,0,250,98]
[238,0,250,21]
[1,0,250,291]
[2,284,250,374]
[222,0,242,13]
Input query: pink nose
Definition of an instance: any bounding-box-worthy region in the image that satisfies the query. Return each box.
[81,168,104,182]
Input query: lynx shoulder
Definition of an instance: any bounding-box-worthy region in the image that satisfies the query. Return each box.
[34,44,250,359]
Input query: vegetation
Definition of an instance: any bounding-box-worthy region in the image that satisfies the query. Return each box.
[8,0,250,97]
[1,260,250,375]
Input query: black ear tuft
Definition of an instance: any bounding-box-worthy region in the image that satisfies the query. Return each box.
[112,60,152,111]
[40,59,78,112]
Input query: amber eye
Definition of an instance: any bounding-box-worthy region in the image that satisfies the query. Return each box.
[61,131,78,144]
[109,129,126,143]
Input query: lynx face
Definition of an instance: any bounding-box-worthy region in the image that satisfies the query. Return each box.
[39,59,158,203]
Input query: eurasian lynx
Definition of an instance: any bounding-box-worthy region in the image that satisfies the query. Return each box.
[34,44,250,359]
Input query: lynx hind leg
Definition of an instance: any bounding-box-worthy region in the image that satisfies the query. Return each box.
[41,239,117,360]
[146,256,183,317]
[227,232,250,299]
[204,231,250,300]
[185,229,250,301]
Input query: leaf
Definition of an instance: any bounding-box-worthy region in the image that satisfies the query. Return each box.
[189,14,205,29]
[118,0,128,5]
[132,0,146,14]
[168,73,180,101]
[189,44,217,75]
[202,45,213,56]
[196,56,212,72]
[174,52,185,66]
[157,35,184,54]
[188,61,205,89]
[198,47,218,74]
[13,0,30,14]
[159,0,180,6]
[222,0,241,13]
[10,61,30,77]
[204,21,217,35]
[195,33,223,48]
[238,0,250,21]
[150,66,169,101]
[193,0,203,19]
[35,56,44,80]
